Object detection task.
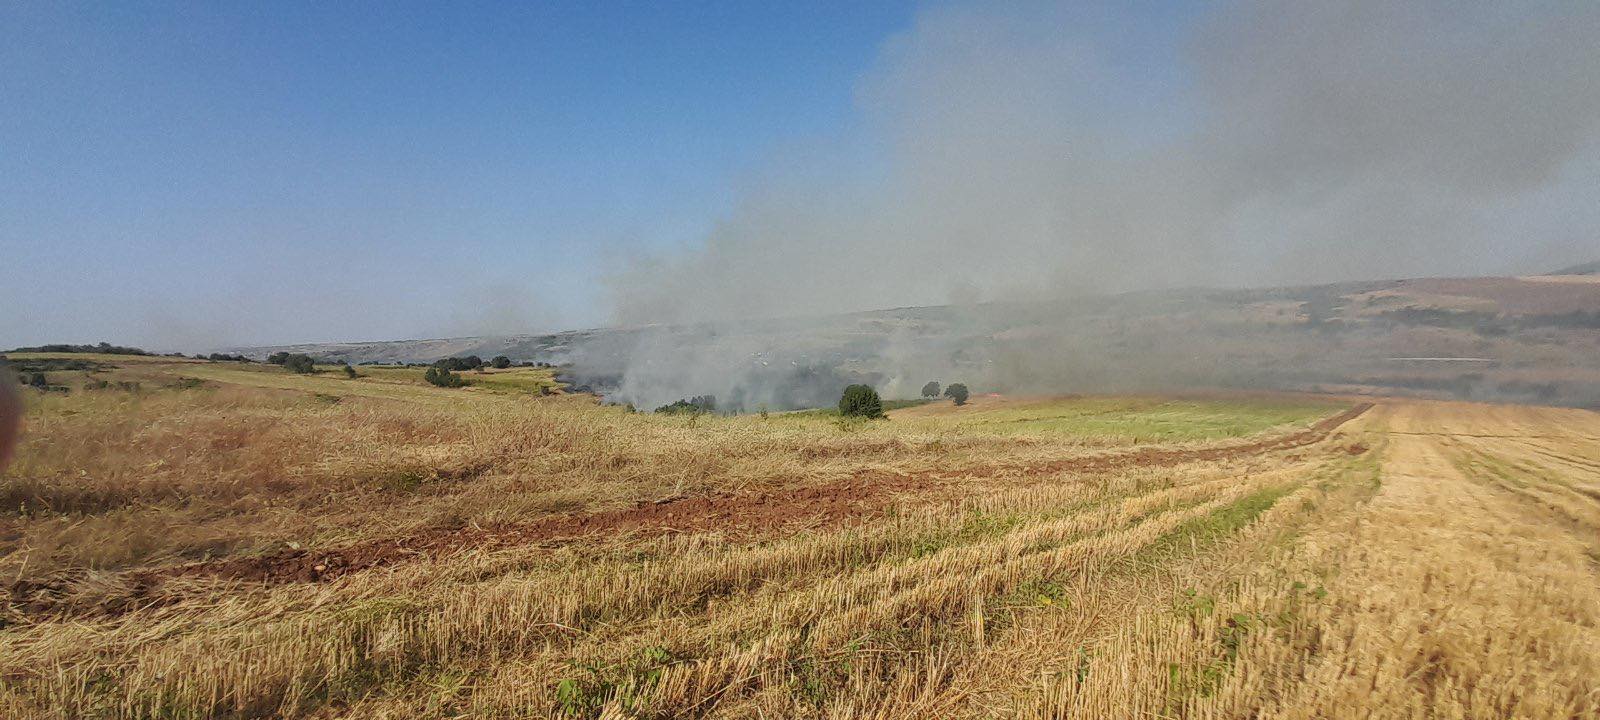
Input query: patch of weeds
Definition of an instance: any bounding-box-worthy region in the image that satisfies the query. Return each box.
[790,655,847,711]
[380,467,430,493]
[84,379,141,392]
[908,510,1022,558]
[1172,588,1216,619]
[831,415,871,433]
[335,597,423,624]
[554,646,682,718]
[1164,580,1330,709]
[167,376,209,390]
[1073,645,1093,684]
[1144,485,1293,560]
[313,392,343,404]
[1003,578,1072,610]
[422,668,475,716]
[307,599,433,710]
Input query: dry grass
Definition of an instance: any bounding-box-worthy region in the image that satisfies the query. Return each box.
[1,357,1596,718]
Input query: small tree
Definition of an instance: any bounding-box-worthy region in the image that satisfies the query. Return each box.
[342,364,359,379]
[491,355,512,369]
[283,354,316,374]
[921,381,941,398]
[838,384,885,418]
[266,351,290,365]
[943,383,969,406]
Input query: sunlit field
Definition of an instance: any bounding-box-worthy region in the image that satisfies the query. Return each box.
[2,355,1597,718]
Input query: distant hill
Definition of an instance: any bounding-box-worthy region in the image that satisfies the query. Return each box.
[1548,260,1600,275]
[235,275,1600,410]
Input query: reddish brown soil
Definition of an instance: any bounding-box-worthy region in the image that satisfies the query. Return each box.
[7,404,1370,619]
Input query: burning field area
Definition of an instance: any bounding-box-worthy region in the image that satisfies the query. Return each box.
[2,357,1598,718]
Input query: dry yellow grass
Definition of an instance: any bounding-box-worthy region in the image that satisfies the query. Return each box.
[1,356,1596,718]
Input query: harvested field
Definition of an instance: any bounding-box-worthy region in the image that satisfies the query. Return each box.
[1,356,1596,718]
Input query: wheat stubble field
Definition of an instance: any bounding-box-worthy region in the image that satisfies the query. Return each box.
[2,356,1598,718]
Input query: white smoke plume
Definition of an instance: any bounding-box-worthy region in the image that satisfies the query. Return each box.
[593,0,1600,410]
[610,0,1599,324]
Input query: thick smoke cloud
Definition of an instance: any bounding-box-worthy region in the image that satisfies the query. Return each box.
[610,0,1599,324]
[596,0,1600,410]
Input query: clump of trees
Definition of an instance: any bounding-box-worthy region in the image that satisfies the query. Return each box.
[424,366,468,387]
[434,356,484,371]
[8,342,150,356]
[838,384,885,418]
[655,395,717,415]
[267,352,318,374]
[206,353,253,362]
[491,355,512,369]
[921,381,941,398]
[943,383,969,406]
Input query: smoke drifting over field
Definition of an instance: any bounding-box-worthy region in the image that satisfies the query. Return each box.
[598,0,1600,409]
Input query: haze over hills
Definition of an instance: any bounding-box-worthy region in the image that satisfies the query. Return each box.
[237,271,1600,411]
[1549,260,1600,276]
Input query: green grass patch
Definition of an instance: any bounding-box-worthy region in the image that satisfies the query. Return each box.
[1144,484,1295,559]
[935,397,1341,441]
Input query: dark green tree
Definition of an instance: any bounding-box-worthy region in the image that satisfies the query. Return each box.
[838,384,885,418]
[491,355,512,369]
[921,381,941,398]
[424,366,466,387]
[266,351,291,365]
[283,354,316,374]
[943,383,969,406]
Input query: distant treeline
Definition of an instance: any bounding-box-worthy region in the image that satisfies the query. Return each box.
[7,342,151,356]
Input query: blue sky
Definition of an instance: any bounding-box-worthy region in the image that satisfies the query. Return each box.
[2,1,924,347]
[9,1,1591,350]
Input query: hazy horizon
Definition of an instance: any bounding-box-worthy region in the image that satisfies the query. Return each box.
[6,1,1597,352]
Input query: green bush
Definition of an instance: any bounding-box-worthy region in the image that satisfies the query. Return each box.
[424,366,467,388]
[943,383,969,406]
[283,354,317,374]
[343,364,359,379]
[838,384,885,418]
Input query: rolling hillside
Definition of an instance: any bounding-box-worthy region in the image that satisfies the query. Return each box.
[236,274,1600,409]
